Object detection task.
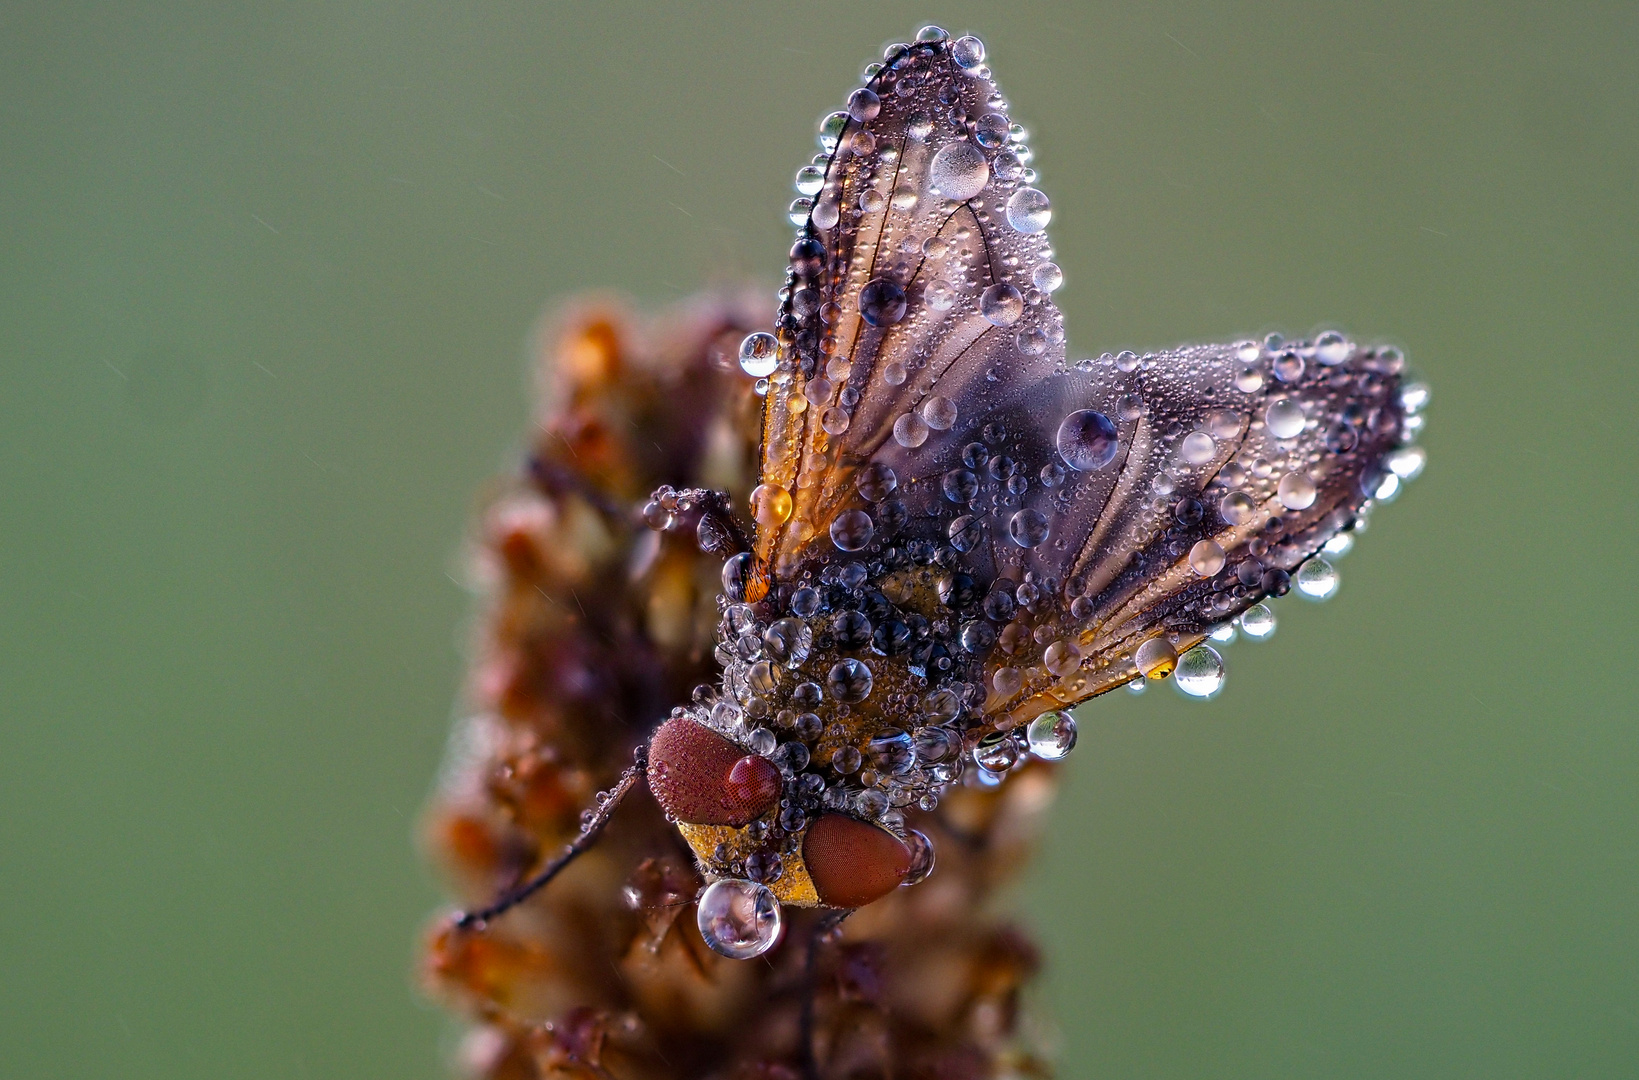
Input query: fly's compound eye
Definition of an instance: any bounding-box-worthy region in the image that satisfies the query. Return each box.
[801,813,913,909]
[647,716,781,826]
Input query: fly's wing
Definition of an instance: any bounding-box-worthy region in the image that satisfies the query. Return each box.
[755,36,1068,573]
[749,36,1412,736]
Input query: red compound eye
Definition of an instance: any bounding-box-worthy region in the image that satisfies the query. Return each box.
[646,716,781,826]
[802,813,912,909]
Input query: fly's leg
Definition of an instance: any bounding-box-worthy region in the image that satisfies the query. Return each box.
[799,908,853,1080]
[455,746,648,930]
[644,486,751,558]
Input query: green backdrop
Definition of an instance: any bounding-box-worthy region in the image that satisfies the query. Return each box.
[2,3,1634,1077]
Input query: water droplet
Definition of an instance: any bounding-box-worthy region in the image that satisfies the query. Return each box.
[948,514,984,552]
[1181,431,1217,465]
[893,412,929,448]
[941,468,980,504]
[1209,622,1238,644]
[1235,367,1264,393]
[831,744,862,774]
[907,112,934,141]
[952,35,986,68]
[697,879,782,959]
[979,283,1023,326]
[973,731,1019,771]
[975,111,1010,148]
[1032,261,1063,292]
[1026,711,1077,760]
[858,187,885,213]
[1295,557,1339,600]
[1005,187,1051,233]
[924,280,956,312]
[1387,445,1426,480]
[1238,603,1277,640]
[1173,645,1224,698]
[829,509,874,551]
[1008,508,1049,548]
[1373,471,1402,502]
[817,111,848,153]
[859,278,906,326]
[929,141,989,201]
[1043,638,1081,677]
[1189,539,1226,577]
[1134,637,1177,680]
[847,87,881,123]
[1277,472,1317,510]
[1315,331,1350,365]
[810,195,840,230]
[921,394,957,430]
[856,461,898,502]
[1322,531,1355,558]
[794,165,825,196]
[821,407,850,434]
[902,829,936,885]
[1055,409,1119,471]
[1400,380,1431,414]
[750,483,792,527]
[738,332,778,378]
[992,149,1023,182]
[827,657,874,702]
[1265,398,1305,439]
[1218,490,1256,525]
[1272,351,1305,382]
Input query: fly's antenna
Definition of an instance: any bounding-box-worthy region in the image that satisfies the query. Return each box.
[454,745,648,931]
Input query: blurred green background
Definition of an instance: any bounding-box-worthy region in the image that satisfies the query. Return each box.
[2,2,1634,1077]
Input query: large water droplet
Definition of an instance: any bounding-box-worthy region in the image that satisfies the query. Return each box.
[978,283,1024,326]
[929,142,989,201]
[975,112,1010,148]
[1026,711,1077,760]
[1032,261,1063,292]
[1315,331,1350,366]
[1005,187,1051,233]
[952,35,986,69]
[847,87,881,123]
[738,332,778,378]
[794,166,825,196]
[1181,431,1217,464]
[859,278,907,326]
[1387,445,1426,480]
[1189,539,1226,577]
[750,483,792,527]
[1265,398,1305,439]
[1295,557,1339,600]
[1277,472,1317,510]
[921,394,958,430]
[1219,490,1256,525]
[826,657,874,702]
[1008,508,1049,548]
[902,829,936,885]
[697,879,783,959]
[1238,603,1276,640]
[973,731,1019,771]
[1134,637,1177,680]
[829,509,874,551]
[1174,646,1225,698]
[1400,380,1431,414]
[855,461,898,502]
[893,412,929,448]
[1056,409,1119,471]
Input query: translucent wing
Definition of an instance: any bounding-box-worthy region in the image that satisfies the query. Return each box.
[754,37,1068,576]
[744,37,1411,735]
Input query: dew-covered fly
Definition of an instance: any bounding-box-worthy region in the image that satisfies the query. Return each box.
[451,26,1428,964]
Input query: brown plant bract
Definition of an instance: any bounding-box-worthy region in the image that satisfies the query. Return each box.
[420,294,1058,1080]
